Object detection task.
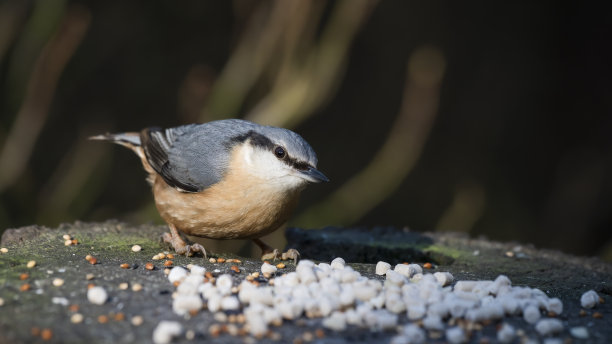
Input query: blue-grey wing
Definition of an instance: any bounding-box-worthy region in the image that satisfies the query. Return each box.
[140,120,256,192]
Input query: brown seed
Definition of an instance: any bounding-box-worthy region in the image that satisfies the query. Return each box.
[31,327,41,336]
[85,255,93,261]
[20,283,31,291]
[173,281,180,287]
[166,253,174,259]
[217,258,226,263]
[276,263,286,269]
[41,329,53,341]
[593,312,603,319]
[315,329,325,338]
[548,311,557,317]
[71,239,78,245]
[599,297,605,304]
[205,271,213,279]
[89,257,98,265]
[579,309,587,317]
[114,312,125,321]
[69,304,79,312]
[164,260,173,267]
[158,253,166,259]
[19,273,29,280]
[145,262,154,270]
[423,262,433,269]
[87,283,95,289]
[209,324,222,337]
[188,309,199,316]
[120,263,130,269]
[98,315,109,323]
[231,265,240,273]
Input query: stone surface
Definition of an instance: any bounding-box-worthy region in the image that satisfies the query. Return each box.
[0,221,611,343]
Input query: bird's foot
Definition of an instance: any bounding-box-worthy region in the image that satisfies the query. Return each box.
[260,248,300,264]
[162,230,207,258]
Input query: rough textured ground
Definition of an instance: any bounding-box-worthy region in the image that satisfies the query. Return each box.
[0,221,610,343]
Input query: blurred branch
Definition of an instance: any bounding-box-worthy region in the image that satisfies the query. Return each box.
[0,1,29,66]
[435,181,486,232]
[246,0,378,128]
[0,5,91,192]
[294,47,445,227]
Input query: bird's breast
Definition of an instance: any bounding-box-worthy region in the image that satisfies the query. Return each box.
[152,147,302,239]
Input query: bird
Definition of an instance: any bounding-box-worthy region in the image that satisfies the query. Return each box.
[90,119,328,261]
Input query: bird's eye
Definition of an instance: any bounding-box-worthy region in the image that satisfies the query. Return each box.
[274,146,286,159]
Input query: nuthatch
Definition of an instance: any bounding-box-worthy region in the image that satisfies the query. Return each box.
[91,119,328,260]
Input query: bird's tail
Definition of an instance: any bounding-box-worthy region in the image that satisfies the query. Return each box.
[89,132,141,149]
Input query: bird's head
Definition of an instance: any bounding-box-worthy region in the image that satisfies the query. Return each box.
[232,126,328,190]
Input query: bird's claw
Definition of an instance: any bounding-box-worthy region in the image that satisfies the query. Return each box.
[162,231,207,258]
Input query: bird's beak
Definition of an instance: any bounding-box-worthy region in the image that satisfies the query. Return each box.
[300,166,329,183]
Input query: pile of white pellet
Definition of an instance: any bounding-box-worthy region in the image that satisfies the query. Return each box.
[152,257,601,344]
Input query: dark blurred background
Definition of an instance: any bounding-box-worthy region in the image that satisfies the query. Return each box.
[1,0,611,260]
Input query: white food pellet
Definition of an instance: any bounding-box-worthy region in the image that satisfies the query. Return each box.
[189,265,206,276]
[167,267,188,283]
[323,311,347,331]
[546,297,563,314]
[152,320,183,344]
[535,318,564,336]
[261,262,277,275]
[446,326,466,344]
[497,323,516,343]
[221,296,240,310]
[523,304,541,324]
[131,245,142,252]
[330,257,346,270]
[131,315,144,326]
[118,282,129,290]
[385,270,405,286]
[402,324,426,344]
[580,290,599,309]
[433,272,454,286]
[375,261,391,275]
[87,286,108,305]
[70,313,84,324]
[0,247,8,253]
[569,326,589,339]
[172,295,203,315]
[216,274,233,295]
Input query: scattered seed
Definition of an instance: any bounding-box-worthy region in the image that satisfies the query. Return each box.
[593,312,603,319]
[31,327,41,336]
[41,329,53,341]
[64,240,73,246]
[231,265,240,273]
[423,262,433,269]
[0,247,8,253]
[120,263,130,269]
[19,273,29,280]
[85,273,95,280]
[164,260,174,267]
[85,255,93,261]
[152,254,162,260]
[87,283,95,289]
[276,263,286,269]
[186,330,195,340]
[209,258,217,263]
[159,253,166,259]
[0,297,4,306]
[26,260,36,268]
[98,315,109,323]
[579,309,587,316]
[20,283,31,291]
[167,253,174,259]
[71,313,84,323]
[599,297,605,304]
[114,312,125,321]
[69,304,79,312]
[251,272,260,278]
[131,245,142,252]
[131,315,144,326]
[315,329,325,338]
[302,331,314,342]
[89,257,98,265]
[118,282,129,290]
[505,251,514,257]
[217,258,226,263]
[164,268,171,275]
[145,262,155,270]
[71,239,79,245]
[209,324,222,337]
[205,271,213,279]
[52,278,65,287]
[62,234,71,240]
[132,283,143,292]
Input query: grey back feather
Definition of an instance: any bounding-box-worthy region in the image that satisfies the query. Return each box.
[142,119,317,192]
